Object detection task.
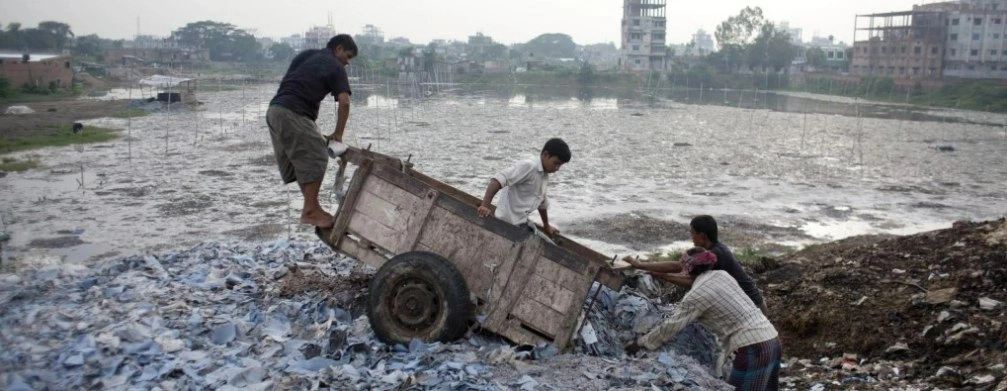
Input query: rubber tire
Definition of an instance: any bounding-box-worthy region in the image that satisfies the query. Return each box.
[367,251,473,345]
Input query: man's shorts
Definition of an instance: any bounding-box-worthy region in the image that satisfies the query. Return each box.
[266,105,327,185]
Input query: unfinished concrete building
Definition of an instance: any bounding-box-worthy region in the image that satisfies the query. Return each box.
[851,10,947,79]
[621,0,668,71]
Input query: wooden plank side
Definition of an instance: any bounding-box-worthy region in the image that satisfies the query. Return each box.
[372,163,426,197]
[483,237,543,334]
[554,262,599,350]
[534,257,589,291]
[347,212,400,252]
[407,169,483,206]
[342,147,412,171]
[416,207,516,301]
[434,193,529,242]
[360,175,422,207]
[352,189,406,229]
[497,321,543,346]
[510,298,562,337]
[399,190,439,252]
[487,240,524,313]
[522,274,576,314]
[330,160,372,246]
[541,243,589,275]
[338,237,390,269]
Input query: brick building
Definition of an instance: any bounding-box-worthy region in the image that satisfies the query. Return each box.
[0,53,73,89]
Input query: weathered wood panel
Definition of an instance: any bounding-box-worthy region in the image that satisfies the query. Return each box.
[407,169,483,207]
[352,189,406,228]
[521,274,576,314]
[343,147,412,171]
[338,237,389,269]
[554,262,599,349]
[399,190,440,252]
[510,298,562,337]
[329,160,372,245]
[533,255,589,291]
[349,177,434,253]
[417,207,517,300]
[482,238,542,334]
[497,322,544,346]
[347,212,400,252]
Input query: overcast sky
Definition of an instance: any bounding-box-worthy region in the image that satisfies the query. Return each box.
[1,0,930,46]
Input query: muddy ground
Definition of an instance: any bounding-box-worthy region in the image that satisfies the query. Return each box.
[755,218,1007,389]
[0,99,132,138]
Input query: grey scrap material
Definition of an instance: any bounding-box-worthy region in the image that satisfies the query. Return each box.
[0,240,730,391]
[574,283,721,372]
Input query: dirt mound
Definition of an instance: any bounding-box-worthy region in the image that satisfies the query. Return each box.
[759,219,1007,382]
[278,267,372,316]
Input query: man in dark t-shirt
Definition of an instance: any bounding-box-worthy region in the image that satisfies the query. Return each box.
[625,215,768,313]
[266,34,356,228]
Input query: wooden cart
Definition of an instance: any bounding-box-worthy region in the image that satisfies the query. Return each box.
[317,147,624,350]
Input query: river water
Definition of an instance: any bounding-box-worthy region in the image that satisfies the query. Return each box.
[2,83,1005,264]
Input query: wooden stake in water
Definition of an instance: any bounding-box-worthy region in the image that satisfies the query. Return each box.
[78,163,85,190]
[801,105,808,151]
[241,78,246,129]
[194,80,200,146]
[127,75,133,165]
[219,78,224,136]
[165,81,171,156]
[900,88,911,141]
[857,106,865,170]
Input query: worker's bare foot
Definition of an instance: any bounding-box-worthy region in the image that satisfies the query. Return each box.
[301,210,335,228]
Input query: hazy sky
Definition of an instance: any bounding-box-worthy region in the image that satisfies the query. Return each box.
[1,0,929,46]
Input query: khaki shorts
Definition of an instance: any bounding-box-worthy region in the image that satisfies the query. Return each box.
[266,105,327,184]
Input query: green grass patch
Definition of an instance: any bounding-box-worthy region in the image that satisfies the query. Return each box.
[0,156,39,172]
[797,76,1007,113]
[0,124,121,155]
[734,247,773,265]
[111,109,149,118]
[0,91,78,105]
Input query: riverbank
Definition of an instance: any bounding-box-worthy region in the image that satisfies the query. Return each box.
[0,99,139,172]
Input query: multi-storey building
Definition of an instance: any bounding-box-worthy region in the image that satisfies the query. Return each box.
[941,0,1007,78]
[852,0,1007,79]
[280,34,305,51]
[621,0,669,71]
[305,25,336,49]
[692,29,715,56]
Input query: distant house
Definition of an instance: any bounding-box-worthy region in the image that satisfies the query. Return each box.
[0,53,73,89]
[104,48,210,69]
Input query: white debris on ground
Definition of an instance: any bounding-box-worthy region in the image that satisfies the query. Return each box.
[3,105,35,115]
[0,239,731,390]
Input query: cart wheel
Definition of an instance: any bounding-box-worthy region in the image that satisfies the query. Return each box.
[367,251,473,345]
